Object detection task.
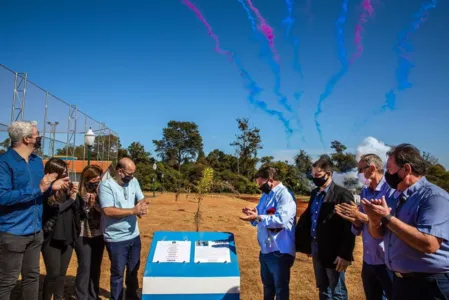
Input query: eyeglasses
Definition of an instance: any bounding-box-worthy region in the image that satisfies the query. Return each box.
[121,169,134,177]
[358,166,370,173]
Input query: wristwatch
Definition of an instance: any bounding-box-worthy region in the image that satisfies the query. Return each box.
[381,213,392,225]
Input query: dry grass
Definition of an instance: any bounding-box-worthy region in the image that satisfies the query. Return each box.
[14,193,365,299]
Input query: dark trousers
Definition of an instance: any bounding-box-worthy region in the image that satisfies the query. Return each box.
[41,237,74,300]
[259,251,295,300]
[0,231,43,300]
[361,262,393,300]
[105,236,141,300]
[312,254,348,300]
[392,272,449,300]
[74,236,105,300]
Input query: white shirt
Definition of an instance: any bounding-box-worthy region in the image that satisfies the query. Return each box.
[251,183,296,256]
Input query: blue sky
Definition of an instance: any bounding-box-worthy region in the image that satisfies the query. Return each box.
[1,0,448,168]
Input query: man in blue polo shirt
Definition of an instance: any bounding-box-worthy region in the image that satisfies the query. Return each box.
[0,121,69,300]
[336,154,394,300]
[363,144,449,299]
[99,157,148,300]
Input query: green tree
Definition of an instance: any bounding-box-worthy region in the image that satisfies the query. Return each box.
[294,150,313,174]
[0,138,11,155]
[206,149,238,173]
[127,142,152,164]
[230,118,262,179]
[260,156,274,164]
[423,151,439,169]
[427,164,449,192]
[55,145,86,159]
[91,134,122,162]
[331,140,347,154]
[153,121,203,170]
[330,141,357,173]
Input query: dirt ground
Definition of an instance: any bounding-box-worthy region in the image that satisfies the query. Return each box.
[13,193,365,299]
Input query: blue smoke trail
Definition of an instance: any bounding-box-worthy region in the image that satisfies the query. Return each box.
[381,0,438,112]
[233,54,294,137]
[237,0,257,34]
[237,0,294,119]
[282,0,295,38]
[314,0,350,146]
[282,0,304,102]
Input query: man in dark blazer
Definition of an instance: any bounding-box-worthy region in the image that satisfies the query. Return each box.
[296,155,355,300]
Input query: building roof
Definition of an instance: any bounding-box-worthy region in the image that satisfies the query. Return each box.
[42,159,113,174]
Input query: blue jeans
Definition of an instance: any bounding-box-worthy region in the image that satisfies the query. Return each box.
[392,272,449,299]
[312,254,348,300]
[259,251,295,300]
[105,235,141,300]
[361,262,393,300]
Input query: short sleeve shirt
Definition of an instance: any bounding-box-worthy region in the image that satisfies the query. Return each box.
[99,177,145,242]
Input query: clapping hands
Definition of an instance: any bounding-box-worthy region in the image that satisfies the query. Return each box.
[240,207,258,221]
[361,196,392,225]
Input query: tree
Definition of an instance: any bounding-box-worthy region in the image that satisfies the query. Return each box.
[230,118,263,178]
[91,134,122,162]
[427,164,449,192]
[294,150,313,174]
[206,149,238,173]
[127,142,152,164]
[153,121,203,170]
[331,140,347,154]
[260,156,274,164]
[0,138,11,155]
[423,151,439,168]
[194,167,214,232]
[56,145,86,159]
[330,140,357,173]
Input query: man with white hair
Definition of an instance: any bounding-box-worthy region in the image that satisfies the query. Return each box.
[0,121,69,300]
[336,153,395,300]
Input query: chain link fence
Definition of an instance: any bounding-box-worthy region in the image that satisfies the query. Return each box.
[0,64,119,174]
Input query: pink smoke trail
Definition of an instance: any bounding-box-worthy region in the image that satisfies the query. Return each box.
[182,0,232,59]
[351,0,374,64]
[246,0,279,61]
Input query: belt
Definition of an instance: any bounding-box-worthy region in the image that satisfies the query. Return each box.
[394,271,445,278]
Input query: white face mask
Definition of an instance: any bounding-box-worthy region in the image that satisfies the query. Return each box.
[357,173,371,186]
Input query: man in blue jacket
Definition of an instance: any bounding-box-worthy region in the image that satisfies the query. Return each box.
[0,121,69,300]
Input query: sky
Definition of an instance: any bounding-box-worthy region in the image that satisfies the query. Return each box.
[1,0,448,168]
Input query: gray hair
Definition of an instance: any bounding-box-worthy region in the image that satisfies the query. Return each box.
[360,153,384,173]
[8,121,38,147]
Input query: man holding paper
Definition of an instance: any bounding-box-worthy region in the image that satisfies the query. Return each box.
[240,166,296,300]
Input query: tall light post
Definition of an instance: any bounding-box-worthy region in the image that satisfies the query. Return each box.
[152,163,157,197]
[47,121,59,157]
[161,173,164,194]
[84,128,96,166]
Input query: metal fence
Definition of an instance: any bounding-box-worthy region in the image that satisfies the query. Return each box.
[0,64,119,172]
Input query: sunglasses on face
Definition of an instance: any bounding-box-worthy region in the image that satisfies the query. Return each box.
[358,166,369,173]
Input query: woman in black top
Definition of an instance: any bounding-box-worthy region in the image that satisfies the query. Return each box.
[41,158,78,300]
[73,164,104,300]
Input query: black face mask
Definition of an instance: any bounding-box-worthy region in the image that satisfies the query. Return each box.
[34,137,42,149]
[312,175,328,187]
[385,170,403,189]
[86,182,99,192]
[259,181,272,195]
[122,176,133,184]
